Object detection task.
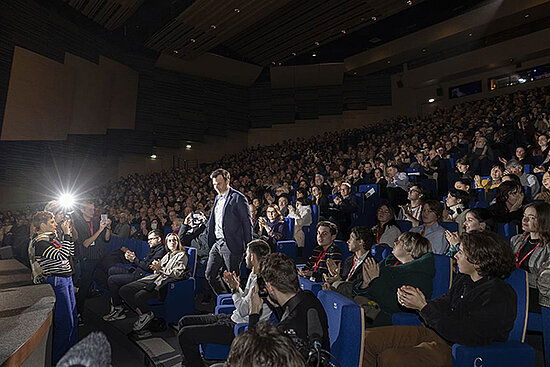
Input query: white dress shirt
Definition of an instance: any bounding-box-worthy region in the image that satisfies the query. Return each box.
[214,189,229,240]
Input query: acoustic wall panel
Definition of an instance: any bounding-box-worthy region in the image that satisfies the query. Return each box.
[2,46,73,141]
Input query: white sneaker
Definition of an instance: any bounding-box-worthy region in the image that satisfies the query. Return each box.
[133,312,154,331]
[103,306,126,321]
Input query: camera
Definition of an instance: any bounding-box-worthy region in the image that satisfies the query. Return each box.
[256,276,269,298]
[191,213,202,226]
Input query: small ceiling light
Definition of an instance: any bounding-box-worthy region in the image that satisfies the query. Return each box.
[314,41,320,46]
[291,52,297,56]
[173,50,179,54]
[278,62,282,66]
[190,38,196,43]
[271,61,276,65]
[234,8,240,13]
[312,52,317,57]
[407,0,413,5]
[428,98,435,103]
[353,72,357,75]
[524,13,530,18]
[185,144,192,150]
[534,69,537,72]
[371,16,377,21]
[341,30,347,34]
[387,60,391,64]
[210,24,217,29]
[150,154,157,159]
[468,33,473,37]
[421,48,426,52]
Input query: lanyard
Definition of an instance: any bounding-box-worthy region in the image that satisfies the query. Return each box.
[347,256,358,281]
[376,227,381,243]
[420,225,427,236]
[88,220,94,236]
[393,260,401,266]
[516,234,540,269]
[313,248,329,272]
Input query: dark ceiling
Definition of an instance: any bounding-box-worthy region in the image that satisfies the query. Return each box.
[56,0,493,68]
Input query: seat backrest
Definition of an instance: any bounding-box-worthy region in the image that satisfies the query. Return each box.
[496,223,518,241]
[334,240,352,261]
[283,217,295,240]
[370,244,393,263]
[185,246,197,278]
[396,220,412,232]
[432,254,453,299]
[505,268,529,343]
[299,277,323,296]
[440,222,459,233]
[318,290,364,367]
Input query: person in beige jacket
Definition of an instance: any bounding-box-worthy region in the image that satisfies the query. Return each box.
[120,233,189,331]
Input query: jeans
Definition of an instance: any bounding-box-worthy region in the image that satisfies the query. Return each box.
[76,258,99,315]
[177,313,235,367]
[205,240,243,295]
[45,276,78,364]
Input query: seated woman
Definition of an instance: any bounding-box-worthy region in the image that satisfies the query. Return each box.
[511,202,550,312]
[474,163,504,192]
[488,180,524,224]
[120,233,189,332]
[445,208,493,255]
[410,200,449,255]
[257,204,285,251]
[372,204,401,247]
[350,232,434,327]
[287,197,312,249]
[364,231,517,367]
[442,189,469,233]
[311,185,330,220]
[374,168,388,198]
[534,172,550,204]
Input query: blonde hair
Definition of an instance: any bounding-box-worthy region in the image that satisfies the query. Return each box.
[398,232,431,259]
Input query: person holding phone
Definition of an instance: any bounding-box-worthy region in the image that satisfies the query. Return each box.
[71,200,111,325]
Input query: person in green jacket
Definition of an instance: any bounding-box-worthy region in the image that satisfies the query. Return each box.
[329,231,435,327]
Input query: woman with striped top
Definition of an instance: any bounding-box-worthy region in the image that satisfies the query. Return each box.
[29,211,78,364]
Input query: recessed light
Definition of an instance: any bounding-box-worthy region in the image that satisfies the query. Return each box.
[407,0,413,5]
[524,13,530,18]
[312,53,317,57]
[387,60,391,64]
[341,30,346,34]
[234,8,240,13]
[314,41,320,46]
[422,48,426,52]
[210,24,217,29]
[150,154,157,159]
[291,52,297,56]
[371,16,377,21]
[185,144,192,149]
[190,38,196,43]
[468,33,473,37]
[428,98,435,103]
[173,50,179,54]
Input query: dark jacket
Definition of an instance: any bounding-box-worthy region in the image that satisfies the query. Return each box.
[304,243,343,282]
[353,252,435,326]
[207,187,253,255]
[419,274,516,346]
[132,244,166,277]
[250,290,330,354]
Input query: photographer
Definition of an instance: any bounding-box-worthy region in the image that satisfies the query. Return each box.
[177,240,272,367]
[249,253,330,359]
[178,211,209,260]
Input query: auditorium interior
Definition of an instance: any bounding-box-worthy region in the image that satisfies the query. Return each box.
[2,0,550,366]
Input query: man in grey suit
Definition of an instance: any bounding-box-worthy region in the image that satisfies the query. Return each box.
[206,168,253,295]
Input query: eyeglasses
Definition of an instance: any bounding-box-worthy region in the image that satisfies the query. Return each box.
[148,237,161,242]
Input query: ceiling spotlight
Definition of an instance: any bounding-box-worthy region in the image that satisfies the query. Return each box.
[210,24,217,29]
[468,33,473,37]
[314,41,320,46]
[278,62,282,66]
[407,0,412,5]
[291,52,297,56]
[428,98,435,103]
[341,30,347,34]
[190,38,196,43]
[271,61,276,65]
[312,52,317,57]
[173,50,179,54]
[371,16,377,21]
[150,154,157,159]
[234,8,240,13]
[387,60,391,64]
[524,13,530,18]
[185,144,192,150]
[421,48,426,52]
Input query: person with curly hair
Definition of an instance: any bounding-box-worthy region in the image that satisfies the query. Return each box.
[363,231,517,367]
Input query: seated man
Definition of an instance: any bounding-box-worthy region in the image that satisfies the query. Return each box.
[249,253,330,358]
[177,240,272,367]
[298,221,342,282]
[363,231,517,367]
[386,164,410,210]
[398,184,427,225]
[328,182,360,237]
[102,229,166,321]
[410,200,449,255]
[505,159,540,198]
[178,211,209,261]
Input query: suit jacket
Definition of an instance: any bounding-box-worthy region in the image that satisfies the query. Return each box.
[207,187,253,254]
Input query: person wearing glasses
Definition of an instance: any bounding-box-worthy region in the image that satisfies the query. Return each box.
[102,229,166,321]
[257,204,285,251]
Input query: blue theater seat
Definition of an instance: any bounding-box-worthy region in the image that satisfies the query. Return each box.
[299,277,323,296]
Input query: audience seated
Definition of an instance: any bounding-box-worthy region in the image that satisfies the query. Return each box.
[510,202,550,312]
[536,171,550,203]
[445,208,493,255]
[287,197,313,249]
[119,233,188,333]
[488,181,524,223]
[410,200,449,255]
[506,159,540,198]
[397,184,427,224]
[442,189,469,232]
[373,204,401,247]
[298,221,343,282]
[257,204,285,251]
[101,229,166,322]
[363,231,517,367]
[327,182,359,237]
[177,240,272,367]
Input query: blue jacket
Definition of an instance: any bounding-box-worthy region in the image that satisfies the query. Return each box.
[207,187,253,254]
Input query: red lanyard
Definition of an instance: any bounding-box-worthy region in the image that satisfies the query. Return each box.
[376,227,381,243]
[88,220,94,235]
[313,248,329,272]
[516,234,540,268]
[393,260,400,266]
[347,256,357,281]
[420,226,427,236]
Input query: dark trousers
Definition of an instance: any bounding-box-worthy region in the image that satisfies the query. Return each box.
[75,258,99,315]
[363,325,452,367]
[45,276,78,364]
[205,240,243,295]
[119,278,159,314]
[177,313,235,367]
[107,265,137,306]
